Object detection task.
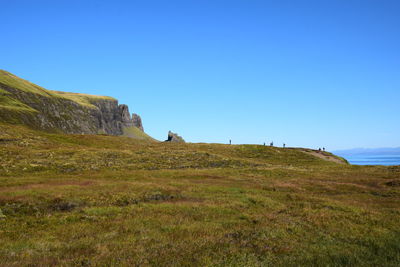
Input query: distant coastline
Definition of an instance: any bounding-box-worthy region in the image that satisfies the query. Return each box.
[333,147,400,166]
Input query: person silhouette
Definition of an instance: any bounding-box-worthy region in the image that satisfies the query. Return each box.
[283,143,285,148]
[229,140,231,145]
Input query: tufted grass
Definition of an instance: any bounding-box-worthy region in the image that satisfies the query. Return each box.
[0,123,399,266]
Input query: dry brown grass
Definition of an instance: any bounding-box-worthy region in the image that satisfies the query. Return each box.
[0,123,399,266]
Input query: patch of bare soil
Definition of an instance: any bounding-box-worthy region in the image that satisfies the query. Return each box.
[385,180,400,187]
[302,150,346,164]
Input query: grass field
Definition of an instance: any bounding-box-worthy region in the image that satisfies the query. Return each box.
[0,123,399,266]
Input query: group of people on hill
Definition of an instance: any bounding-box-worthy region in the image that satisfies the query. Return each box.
[229,140,326,152]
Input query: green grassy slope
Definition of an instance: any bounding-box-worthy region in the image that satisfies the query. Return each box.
[0,91,37,113]
[0,70,114,108]
[122,125,156,141]
[0,70,55,97]
[0,124,399,266]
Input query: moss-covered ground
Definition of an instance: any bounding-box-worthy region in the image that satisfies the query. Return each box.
[0,123,399,266]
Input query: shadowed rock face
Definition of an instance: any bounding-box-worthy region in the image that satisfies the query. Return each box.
[119,104,132,126]
[117,106,144,132]
[132,113,144,132]
[166,131,185,143]
[91,98,122,135]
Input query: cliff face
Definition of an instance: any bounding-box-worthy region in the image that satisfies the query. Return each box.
[132,113,144,131]
[0,70,150,140]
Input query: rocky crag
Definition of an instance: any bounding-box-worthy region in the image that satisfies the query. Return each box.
[166,131,185,143]
[0,70,152,140]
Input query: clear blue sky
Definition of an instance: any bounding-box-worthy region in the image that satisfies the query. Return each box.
[2,0,399,150]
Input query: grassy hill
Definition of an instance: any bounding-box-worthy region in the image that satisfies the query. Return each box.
[0,123,399,266]
[0,70,153,141]
[0,70,114,108]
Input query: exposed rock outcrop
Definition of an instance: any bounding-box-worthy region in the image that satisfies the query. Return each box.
[166,131,185,143]
[132,113,144,132]
[119,104,132,127]
[0,70,150,140]
[118,104,144,131]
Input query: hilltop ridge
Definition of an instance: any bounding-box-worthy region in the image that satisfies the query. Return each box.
[0,70,153,140]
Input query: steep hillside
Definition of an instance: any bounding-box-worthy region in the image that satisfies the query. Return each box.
[0,70,153,140]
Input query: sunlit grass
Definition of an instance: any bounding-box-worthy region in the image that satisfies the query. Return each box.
[0,70,114,109]
[0,123,399,266]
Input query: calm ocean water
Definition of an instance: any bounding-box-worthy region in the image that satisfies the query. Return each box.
[339,155,400,166]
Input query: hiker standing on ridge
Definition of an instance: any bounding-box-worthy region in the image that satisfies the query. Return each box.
[283,143,285,148]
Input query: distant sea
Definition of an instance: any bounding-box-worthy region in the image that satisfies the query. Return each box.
[338,154,400,166]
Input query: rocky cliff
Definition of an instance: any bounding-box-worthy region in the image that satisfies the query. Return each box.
[0,70,151,140]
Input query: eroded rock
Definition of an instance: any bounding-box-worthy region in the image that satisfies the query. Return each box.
[132,113,144,132]
[166,131,185,143]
